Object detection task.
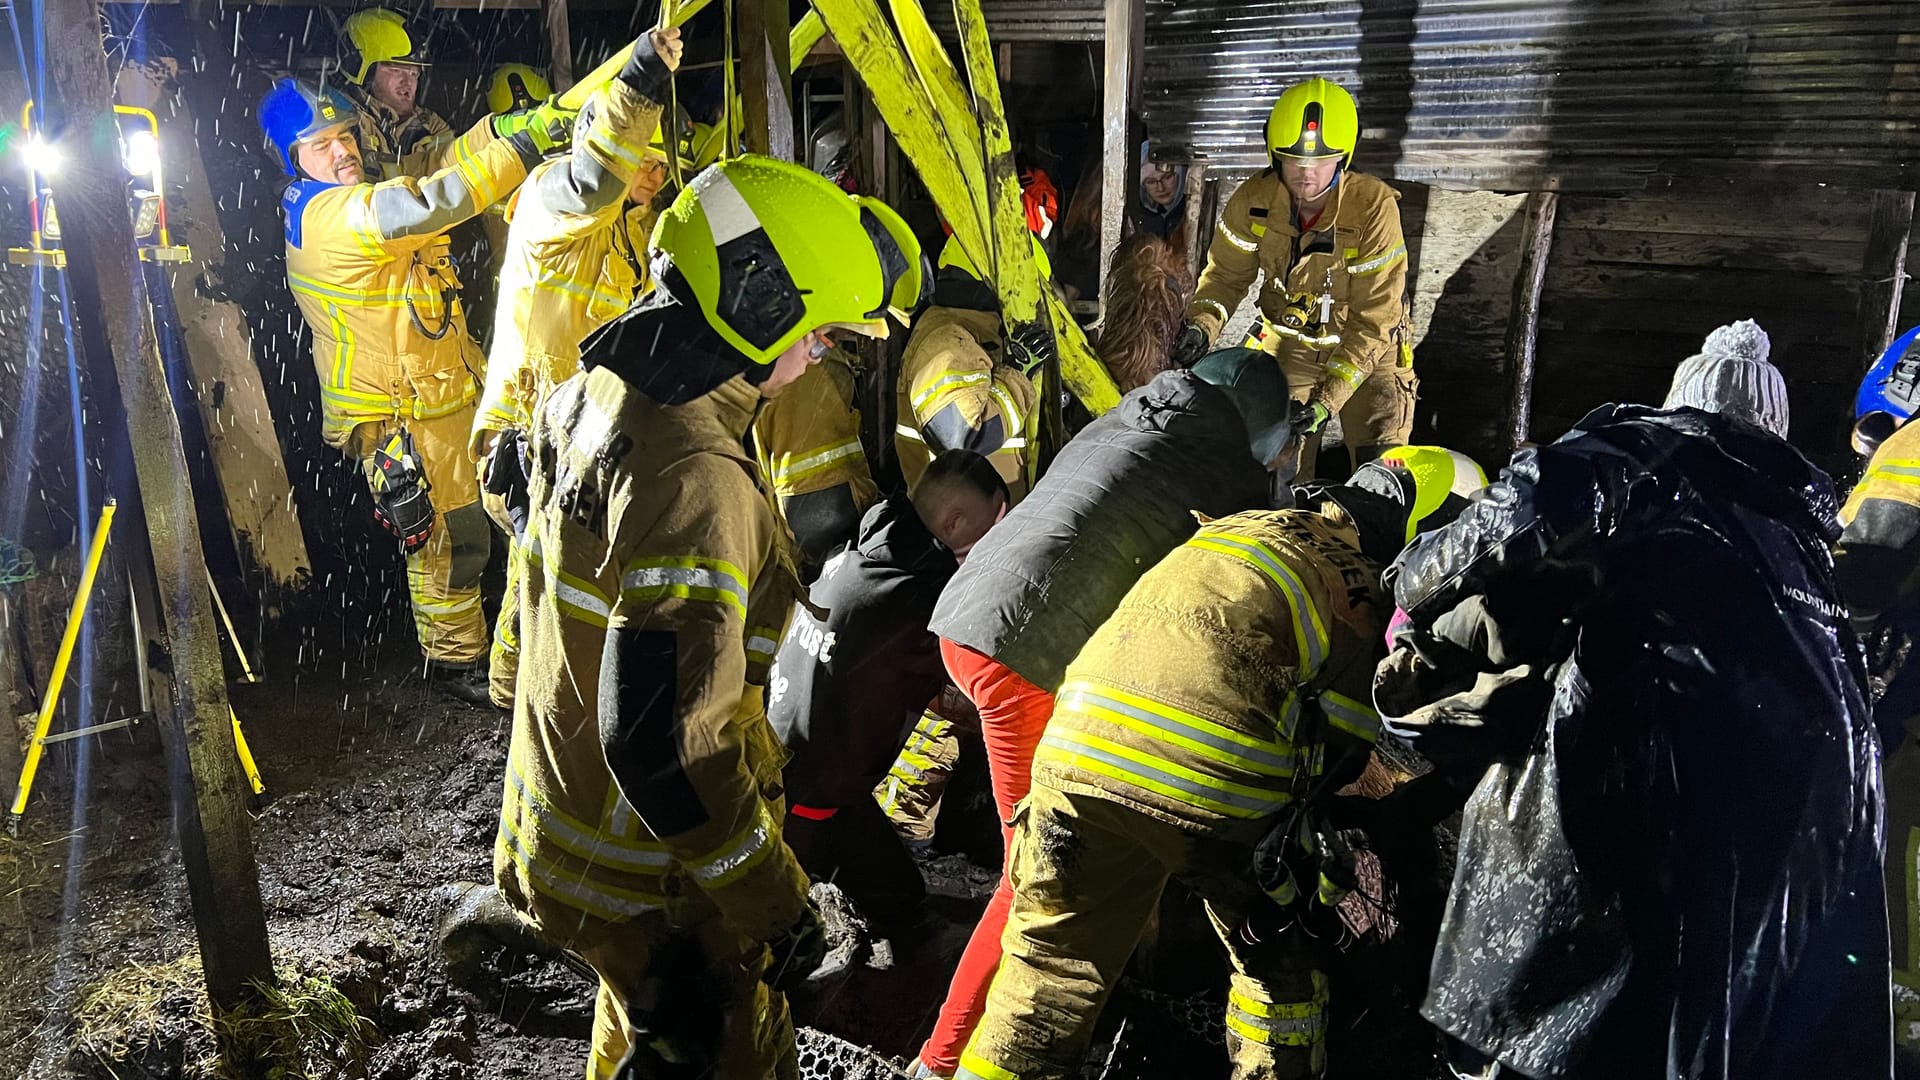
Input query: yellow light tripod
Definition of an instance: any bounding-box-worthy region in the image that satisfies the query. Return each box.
[6,500,265,836]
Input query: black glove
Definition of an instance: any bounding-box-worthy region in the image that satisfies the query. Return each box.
[618,28,680,98]
[369,429,435,554]
[1289,398,1332,435]
[1008,320,1058,380]
[481,427,533,539]
[1171,323,1210,367]
[762,902,828,992]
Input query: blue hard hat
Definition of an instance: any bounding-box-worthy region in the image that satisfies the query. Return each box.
[1857,324,1920,425]
[259,77,356,176]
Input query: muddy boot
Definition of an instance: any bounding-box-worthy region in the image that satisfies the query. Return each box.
[432,881,583,986]
[431,664,497,710]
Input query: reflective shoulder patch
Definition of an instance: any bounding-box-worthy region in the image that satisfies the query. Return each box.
[282,179,335,249]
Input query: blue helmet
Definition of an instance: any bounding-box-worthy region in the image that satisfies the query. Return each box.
[1857,324,1920,425]
[259,78,356,176]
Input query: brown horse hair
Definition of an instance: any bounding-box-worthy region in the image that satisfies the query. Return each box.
[1093,233,1196,393]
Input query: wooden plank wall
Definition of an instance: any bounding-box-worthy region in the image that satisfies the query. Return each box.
[1402,177,1890,477]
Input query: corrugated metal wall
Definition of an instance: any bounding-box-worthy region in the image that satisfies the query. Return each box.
[1142,0,1920,191]
[928,0,1105,43]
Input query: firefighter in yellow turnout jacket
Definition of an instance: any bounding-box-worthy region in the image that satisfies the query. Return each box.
[338,9,453,182]
[470,29,684,709]
[753,348,881,573]
[263,77,575,703]
[957,355,1478,1080]
[1178,78,1414,477]
[895,236,1041,500]
[494,155,924,1079]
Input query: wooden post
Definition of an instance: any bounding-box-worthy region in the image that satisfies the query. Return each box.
[43,0,272,1011]
[1855,189,1915,371]
[1180,155,1209,276]
[740,0,795,159]
[115,60,313,602]
[1503,190,1559,450]
[546,0,575,91]
[1097,0,1144,314]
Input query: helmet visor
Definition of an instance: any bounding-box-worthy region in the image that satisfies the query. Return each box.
[856,196,926,322]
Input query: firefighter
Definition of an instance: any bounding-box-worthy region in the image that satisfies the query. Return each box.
[471,61,557,330]
[912,354,1282,1078]
[263,76,574,704]
[894,170,1057,500]
[751,346,882,578]
[953,383,1478,1080]
[469,30,682,710]
[493,155,924,1080]
[768,449,1008,933]
[337,8,452,181]
[1835,321,1920,1065]
[1175,77,1415,479]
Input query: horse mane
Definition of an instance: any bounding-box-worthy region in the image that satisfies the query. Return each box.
[1093,233,1196,393]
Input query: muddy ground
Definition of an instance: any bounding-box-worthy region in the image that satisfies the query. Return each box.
[0,600,1444,1080]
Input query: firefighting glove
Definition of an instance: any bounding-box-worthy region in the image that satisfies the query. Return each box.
[1293,399,1333,435]
[493,98,578,160]
[1007,321,1058,380]
[369,430,435,555]
[481,427,533,540]
[763,901,829,992]
[1171,322,1210,367]
[618,27,683,98]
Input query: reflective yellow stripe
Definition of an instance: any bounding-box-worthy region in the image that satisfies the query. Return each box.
[412,592,482,619]
[587,123,646,169]
[1326,356,1365,388]
[686,802,775,887]
[769,438,865,488]
[1057,679,1296,777]
[746,627,780,666]
[1867,459,1920,487]
[1038,730,1289,818]
[1218,222,1259,252]
[525,537,614,627]
[1186,533,1328,675]
[619,556,749,620]
[502,760,672,873]
[535,274,633,312]
[956,1051,1023,1080]
[289,274,409,307]
[1227,984,1326,1047]
[1347,243,1407,275]
[1319,689,1380,742]
[989,383,1026,437]
[912,369,991,413]
[896,423,926,443]
[496,819,665,921]
[324,304,357,397]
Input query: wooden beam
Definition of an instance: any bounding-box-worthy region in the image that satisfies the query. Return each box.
[1096,0,1143,315]
[115,60,313,602]
[545,0,574,89]
[1855,189,1915,372]
[1179,155,1208,277]
[739,0,794,159]
[1503,190,1559,450]
[44,0,272,1012]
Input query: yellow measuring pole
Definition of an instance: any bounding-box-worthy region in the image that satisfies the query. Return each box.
[9,500,116,822]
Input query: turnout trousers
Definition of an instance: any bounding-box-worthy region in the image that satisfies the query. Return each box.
[957,782,1327,1080]
[347,408,490,666]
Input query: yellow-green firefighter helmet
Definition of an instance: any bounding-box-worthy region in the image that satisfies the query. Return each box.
[651,154,926,365]
[1265,77,1359,166]
[341,9,429,87]
[486,63,551,114]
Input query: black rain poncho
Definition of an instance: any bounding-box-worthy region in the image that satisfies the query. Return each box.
[1375,404,1891,1080]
